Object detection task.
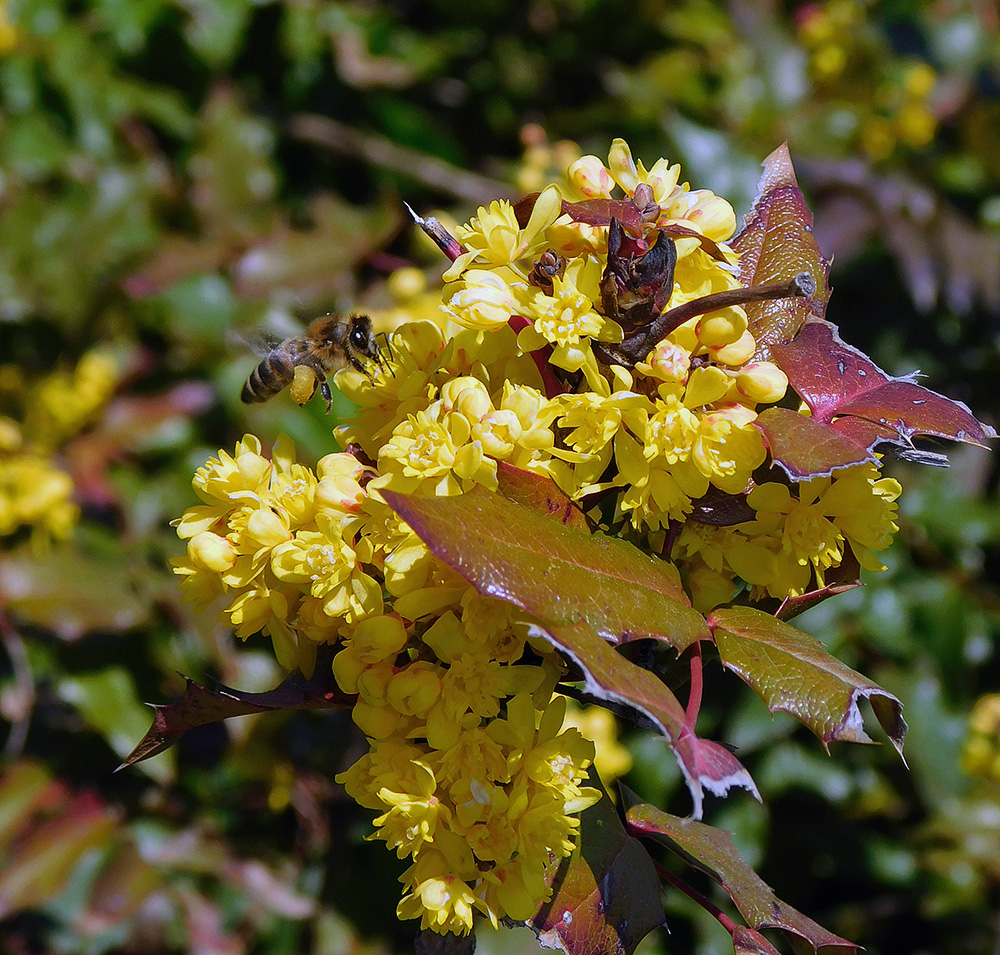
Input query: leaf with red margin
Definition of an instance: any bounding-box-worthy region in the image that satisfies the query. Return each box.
[496,461,590,530]
[530,783,664,955]
[762,318,996,477]
[706,607,906,759]
[382,487,758,818]
[120,650,350,768]
[731,144,831,355]
[381,485,706,652]
[626,803,858,955]
[527,620,759,820]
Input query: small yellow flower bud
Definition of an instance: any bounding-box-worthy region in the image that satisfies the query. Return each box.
[567,155,614,198]
[684,366,732,407]
[333,645,366,694]
[685,191,737,242]
[357,661,395,705]
[608,139,640,195]
[353,615,409,662]
[316,474,365,513]
[648,341,690,383]
[705,403,758,428]
[352,700,401,739]
[709,329,757,366]
[736,362,789,404]
[696,306,747,348]
[387,663,442,716]
[246,508,291,548]
[188,531,237,572]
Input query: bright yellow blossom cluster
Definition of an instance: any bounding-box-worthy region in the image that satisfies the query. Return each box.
[961,694,1000,784]
[0,352,118,548]
[174,139,905,934]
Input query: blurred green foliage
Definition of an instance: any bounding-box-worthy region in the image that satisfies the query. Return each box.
[0,1,998,952]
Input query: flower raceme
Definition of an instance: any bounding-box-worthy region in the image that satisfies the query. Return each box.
[173,139,906,935]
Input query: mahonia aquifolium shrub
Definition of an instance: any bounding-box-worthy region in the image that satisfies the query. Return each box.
[172,140,905,935]
[0,353,118,549]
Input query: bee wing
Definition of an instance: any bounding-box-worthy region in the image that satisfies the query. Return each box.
[229,310,305,356]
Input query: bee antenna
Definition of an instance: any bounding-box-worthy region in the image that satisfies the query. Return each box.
[376,331,396,377]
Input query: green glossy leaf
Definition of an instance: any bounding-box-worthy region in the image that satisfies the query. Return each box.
[731,144,831,357]
[707,607,906,758]
[381,485,708,652]
[530,786,664,955]
[627,803,858,954]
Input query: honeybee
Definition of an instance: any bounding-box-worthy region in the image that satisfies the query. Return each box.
[240,313,384,409]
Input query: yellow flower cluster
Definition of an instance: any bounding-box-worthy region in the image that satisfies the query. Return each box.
[797,1,938,159]
[336,613,599,933]
[0,352,118,548]
[174,138,905,934]
[962,694,1000,784]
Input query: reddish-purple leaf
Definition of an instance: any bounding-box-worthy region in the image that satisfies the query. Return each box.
[382,487,757,817]
[732,926,783,955]
[496,462,590,530]
[382,485,707,651]
[767,318,995,474]
[121,657,351,768]
[752,406,875,480]
[775,549,861,621]
[530,785,664,955]
[732,144,831,355]
[627,803,858,955]
[0,789,117,918]
[532,620,758,819]
[707,607,906,758]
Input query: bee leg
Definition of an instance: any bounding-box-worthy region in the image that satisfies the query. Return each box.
[319,376,334,413]
[350,356,377,384]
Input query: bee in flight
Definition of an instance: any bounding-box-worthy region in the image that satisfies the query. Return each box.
[241,313,385,410]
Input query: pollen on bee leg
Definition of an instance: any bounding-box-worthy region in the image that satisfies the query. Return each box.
[289,365,320,405]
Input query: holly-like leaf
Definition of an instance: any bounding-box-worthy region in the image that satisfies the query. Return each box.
[530,784,664,955]
[707,607,906,758]
[529,620,758,819]
[496,461,590,530]
[760,318,996,477]
[731,144,831,355]
[384,486,759,817]
[120,652,350,768]
[382,485,707,652]
[627,803,858,954]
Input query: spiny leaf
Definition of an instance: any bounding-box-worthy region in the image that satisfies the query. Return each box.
[627,803,858,955]
[707,607,906,758]
[381,484,707,652]
[496,461,590,530]
[530,783,664,955]
[383,485,759,817]
[529,620,758,820]
[731,143,831,356]
[761,318,996,478]
[120,652,350,768]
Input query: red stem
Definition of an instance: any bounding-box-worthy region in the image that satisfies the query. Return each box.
[684,641,703,731]
[506,314,566,398]
[652,859,739,934]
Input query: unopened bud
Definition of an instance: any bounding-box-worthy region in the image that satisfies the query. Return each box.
[736,362,789,404]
